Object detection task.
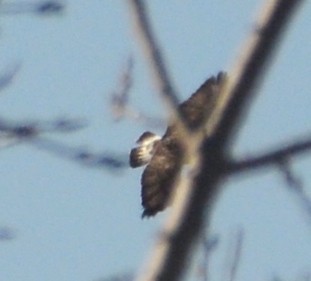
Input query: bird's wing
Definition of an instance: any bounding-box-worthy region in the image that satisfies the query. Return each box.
[140,137,183,217]
[179,72,226,129]
[140,72,226,217]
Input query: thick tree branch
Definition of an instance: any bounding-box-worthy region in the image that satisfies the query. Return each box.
[207,1,303,145]
[134,1,304,281]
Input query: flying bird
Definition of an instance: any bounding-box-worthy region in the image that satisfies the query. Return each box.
[130,72,226,218]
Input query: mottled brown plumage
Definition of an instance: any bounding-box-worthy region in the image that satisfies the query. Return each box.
[130,72,226,217]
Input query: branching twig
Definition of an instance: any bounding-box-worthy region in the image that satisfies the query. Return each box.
[110,56,164,128]
[227,134,311,174]
[0,117,127,170]
[110,56,134,121]
[30,136,128,170]
[278,160,311,226]
[0,117,86,142]
[198,232,219,281]
[227,135,311,226]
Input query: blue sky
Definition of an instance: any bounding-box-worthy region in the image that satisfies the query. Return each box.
[0,1,310,281]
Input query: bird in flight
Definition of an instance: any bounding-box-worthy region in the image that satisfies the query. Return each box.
[129,72,226,218]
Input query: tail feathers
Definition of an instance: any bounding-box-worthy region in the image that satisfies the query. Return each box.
[130,147,150,168]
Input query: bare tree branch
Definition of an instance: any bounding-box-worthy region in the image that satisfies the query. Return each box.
[127,0,195,143]
[30,137,128,170]
[0,117,86,144]
[134,1,305,281]
[0,63,21,91]
[227,135,311,225]
[127,0,180,113]
[110,56,164,128]
[110,56,134,121]
[197,232,219,281]
[0,1,65,15]
[225,228,244,281]
[277,160,311,226]
[227,134,311,174]
[0,116,128,170]
[206,1,303,144]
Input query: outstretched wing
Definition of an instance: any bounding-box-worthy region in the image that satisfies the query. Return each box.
[140,72,226,217]
[179,72,226,129]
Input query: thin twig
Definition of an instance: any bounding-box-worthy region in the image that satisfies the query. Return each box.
[226,228,244,281]
[278,160,311,227]
[198,232,219,281]
[110,56,164,128]
[29,136,128,170]
[0,117,127,170]
[0,63,21,91]
[227,135,311,226]
[127,0,193,142]
[110,56,134,121]
[127,0,179,112]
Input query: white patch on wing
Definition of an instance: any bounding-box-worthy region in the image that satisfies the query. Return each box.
[139,137,160,162]
[130,132,161,168]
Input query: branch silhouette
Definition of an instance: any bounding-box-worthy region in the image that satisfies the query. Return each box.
[228,133,311,174]
[0,1,64,15]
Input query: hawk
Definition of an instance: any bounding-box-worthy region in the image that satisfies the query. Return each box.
[130,72,226,217]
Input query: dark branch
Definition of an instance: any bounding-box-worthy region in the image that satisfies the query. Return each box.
[128,0,193,139]
[198,233,219,281]
[128,0,180,111]
[109,56,164,128]
[0,1,64,15]
[30,137,128,170]
[0,117,127,171]
[110,56,134,121]
[0,63,21,91]
[226,228,244,281]
[0,227,15,241]
[278,160,311,226]
[227,136,311,226]
[227,134,311,174]
[0,117,86,144]
[208,1,304,146]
